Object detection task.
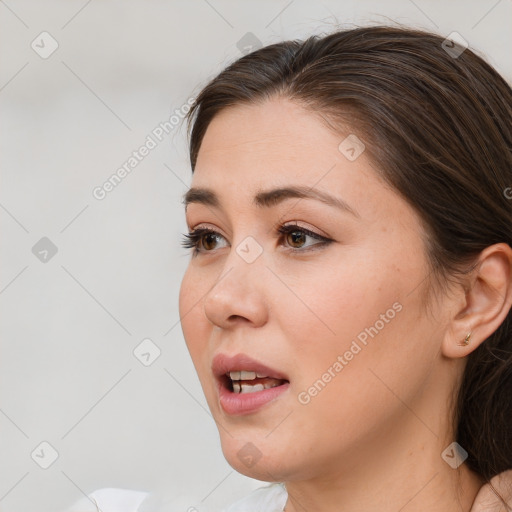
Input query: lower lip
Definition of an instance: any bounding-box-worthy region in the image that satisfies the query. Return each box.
[218,380,290,415]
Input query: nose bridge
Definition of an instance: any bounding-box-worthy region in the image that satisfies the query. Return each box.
[203,235,268,328]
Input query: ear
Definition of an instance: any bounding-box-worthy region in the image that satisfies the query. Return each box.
[442,243,512,359]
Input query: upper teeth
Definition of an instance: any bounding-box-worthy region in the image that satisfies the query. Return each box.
[229,370,268,380]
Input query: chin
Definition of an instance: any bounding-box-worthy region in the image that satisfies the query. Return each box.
[219,435,295,482]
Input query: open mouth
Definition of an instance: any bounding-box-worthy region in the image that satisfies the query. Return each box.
[212,353,291,414]
[221,370,289,394]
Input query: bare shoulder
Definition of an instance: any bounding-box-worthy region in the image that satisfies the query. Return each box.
[471,470,512,512]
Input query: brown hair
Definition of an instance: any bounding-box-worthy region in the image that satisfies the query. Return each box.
[184,26,512,484]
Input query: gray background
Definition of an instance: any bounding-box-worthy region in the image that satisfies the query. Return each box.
[1,1,511,511]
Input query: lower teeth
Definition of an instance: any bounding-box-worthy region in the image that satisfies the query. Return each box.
[232,381,282,394]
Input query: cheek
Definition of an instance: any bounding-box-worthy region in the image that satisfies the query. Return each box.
[287,251,433,414]
[179,267,209,359]
[278,254,403,356]
[283,246,428,392]
[179,268,219,410]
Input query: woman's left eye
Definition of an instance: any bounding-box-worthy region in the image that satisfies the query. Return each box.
[180,224,332,255]
[276,224,332,250]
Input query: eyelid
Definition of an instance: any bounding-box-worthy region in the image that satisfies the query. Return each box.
[181,221,333,255]
[187,222,328,243]
[188,221,327,239]
[280,221,331,239]
[277,223,332,249]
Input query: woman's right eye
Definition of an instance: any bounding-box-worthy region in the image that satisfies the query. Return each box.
[180,228,228,254]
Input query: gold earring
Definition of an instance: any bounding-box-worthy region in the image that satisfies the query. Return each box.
[459,332,472,346]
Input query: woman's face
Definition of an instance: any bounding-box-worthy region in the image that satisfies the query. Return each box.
[179,97,455,482]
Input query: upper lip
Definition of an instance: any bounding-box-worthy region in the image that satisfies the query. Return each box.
[212,353,289,381]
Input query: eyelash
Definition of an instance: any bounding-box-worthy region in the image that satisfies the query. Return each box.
[180,224,332,256]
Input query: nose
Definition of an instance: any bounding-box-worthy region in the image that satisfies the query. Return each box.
[203,252,269,330]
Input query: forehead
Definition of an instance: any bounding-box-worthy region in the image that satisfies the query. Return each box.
[193,97,360,192]
[196,98,343,161]
[190,98,393,215]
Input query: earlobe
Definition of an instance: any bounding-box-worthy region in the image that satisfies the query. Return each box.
[442,326,478,359]
[457,331,472,347]
[442,243,512,359]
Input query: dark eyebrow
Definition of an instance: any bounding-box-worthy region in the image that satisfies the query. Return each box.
[182,186,360,218]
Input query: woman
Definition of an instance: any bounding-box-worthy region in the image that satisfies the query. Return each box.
[178,26,512,511]
[67,25,512,512]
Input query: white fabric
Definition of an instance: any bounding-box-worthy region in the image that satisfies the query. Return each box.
[64,483,287,512]
[221,483,287,512]
[65,488,149,512]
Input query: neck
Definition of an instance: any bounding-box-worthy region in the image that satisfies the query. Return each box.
[283,408,484,512]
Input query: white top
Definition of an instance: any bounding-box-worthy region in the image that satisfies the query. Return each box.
[61,480,511,511]
[64,483,287,512]
[222,483,287,512]
[64,488,150,511]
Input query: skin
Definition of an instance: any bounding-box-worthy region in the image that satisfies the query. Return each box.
[178,97,512,512]
[472,470,512,511]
